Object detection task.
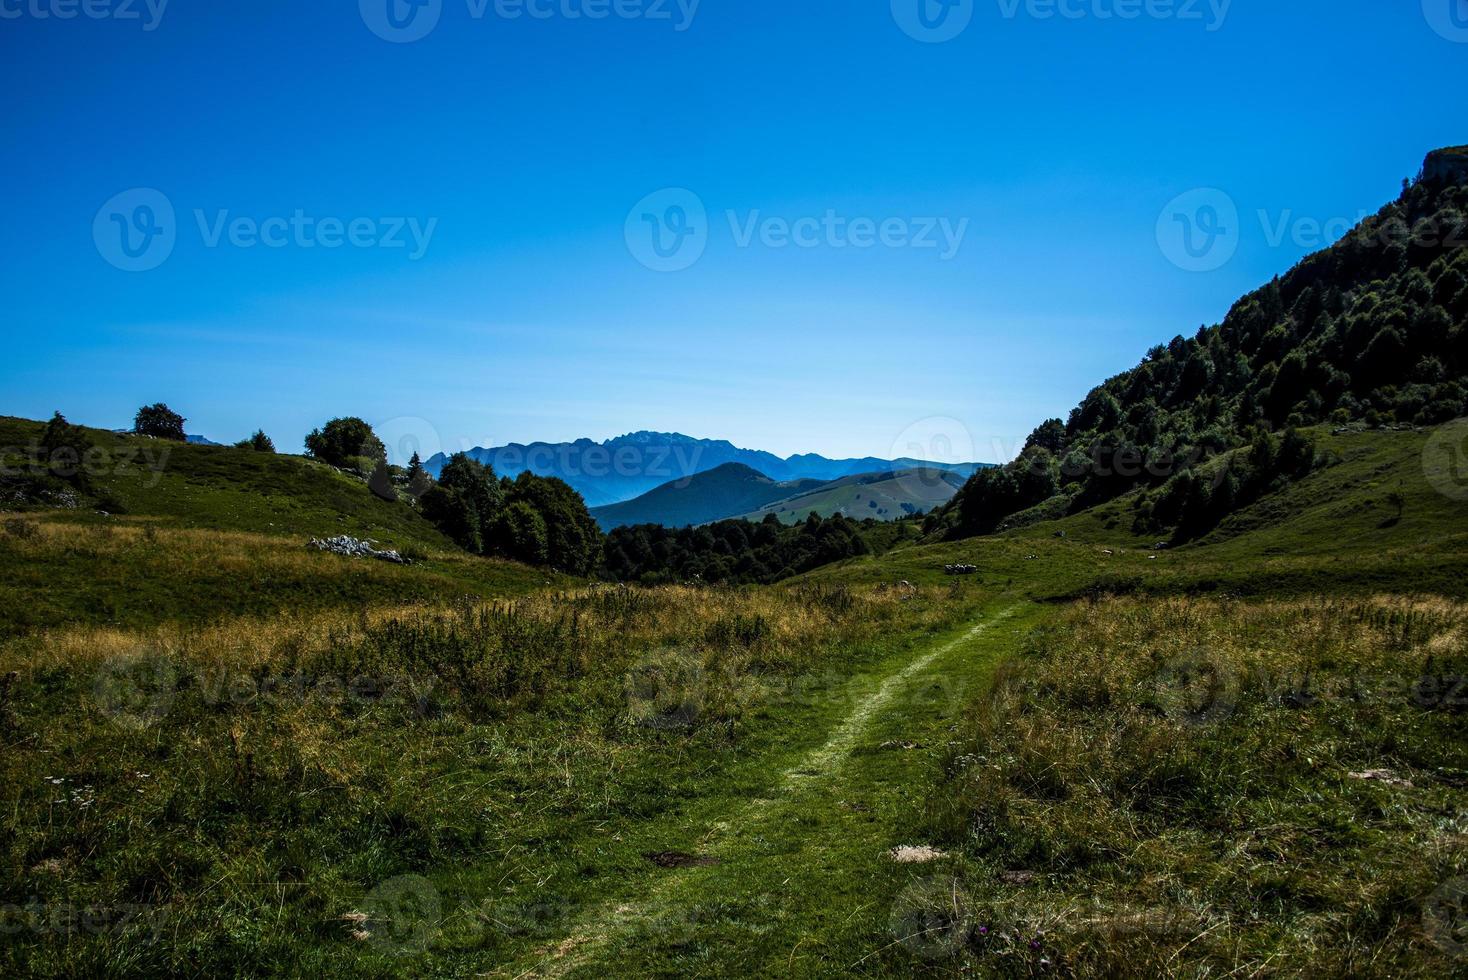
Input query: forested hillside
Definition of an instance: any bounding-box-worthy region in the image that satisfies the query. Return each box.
[601,512,919,585]
[589,463,826,530]
[932,146,1468,540]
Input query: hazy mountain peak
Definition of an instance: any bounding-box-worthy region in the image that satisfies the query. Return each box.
[427,434,988,508]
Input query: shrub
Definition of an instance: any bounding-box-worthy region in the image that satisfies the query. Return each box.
[420,484,483,553]
[235,430,275,453]
[490,502,549,566]
[133,403,187,441]
[367,460,397,502]
[39,412,96,490]
[3,517,38,539]
[303,417,386,469]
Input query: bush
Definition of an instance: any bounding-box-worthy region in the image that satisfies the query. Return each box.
[133,403,187,441]
[421,484,482,553]
[235,430,275,453]
[303,418,385,469]
[367,460,396,502]
[490,502,549,566]
[3,518,38,539]
[39,412,96,490]
[501,472,602,575]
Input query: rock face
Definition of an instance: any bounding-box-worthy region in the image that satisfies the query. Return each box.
[1422,146,1468,185]
[308,535,410,564]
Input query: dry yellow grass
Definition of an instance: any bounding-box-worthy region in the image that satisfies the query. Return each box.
[926,594,1468,977]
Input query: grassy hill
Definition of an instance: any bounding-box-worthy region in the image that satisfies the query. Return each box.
[4,141,1467,973]
[736,467,965,524]
[798,423,1468,601]
[593,464,966,531]
[3,411,1466,977]
[588,462,825,530]
[931,148,1468,541]
[0,417,563,636]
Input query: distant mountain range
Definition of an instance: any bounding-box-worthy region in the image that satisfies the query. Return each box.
[590,464,826,529]
[733,467,969,526]
[426,431,989,508]
[590,462,971,530]
[112,430,222,447]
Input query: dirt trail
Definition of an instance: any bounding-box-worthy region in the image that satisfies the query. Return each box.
[523,606,1018,978]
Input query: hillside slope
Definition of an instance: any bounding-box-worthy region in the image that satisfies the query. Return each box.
[1,416,449,548]
[802,424,1468,602]
[736,468,966,524]
[0,416,561,635]
[934,145,1468,541]
[590,463,826,529]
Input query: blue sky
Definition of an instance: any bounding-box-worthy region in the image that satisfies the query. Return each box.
[2,1,1466,464]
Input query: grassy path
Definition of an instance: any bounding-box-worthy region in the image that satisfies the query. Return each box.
[488,600,1041,977]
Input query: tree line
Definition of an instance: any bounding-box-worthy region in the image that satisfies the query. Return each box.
[930,164,1468,542]
[602,512,874,585]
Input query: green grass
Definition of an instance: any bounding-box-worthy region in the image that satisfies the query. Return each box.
[0,417,564,636]
[0,582,981,978]
[918,596,1468,976]
[736,469,964,525]
[3,416,1468,976]
[0,416,451,548]
[805,425,1468,603]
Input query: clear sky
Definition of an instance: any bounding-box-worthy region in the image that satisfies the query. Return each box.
[3,1,1466,464]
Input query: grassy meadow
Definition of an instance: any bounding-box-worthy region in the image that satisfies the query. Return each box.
[2,418,1467,976]
[0,572,982,977]
[918,596,1468,976]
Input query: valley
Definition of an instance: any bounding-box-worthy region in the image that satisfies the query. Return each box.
[2,412,1465,976]
[3,145,1466,977]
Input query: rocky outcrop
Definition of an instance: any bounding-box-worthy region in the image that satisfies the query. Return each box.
[1422,145,1468,185]
[308,535,410,564]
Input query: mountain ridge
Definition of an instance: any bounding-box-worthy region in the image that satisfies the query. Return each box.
[427,432,990,507]
[589,462,827,529]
